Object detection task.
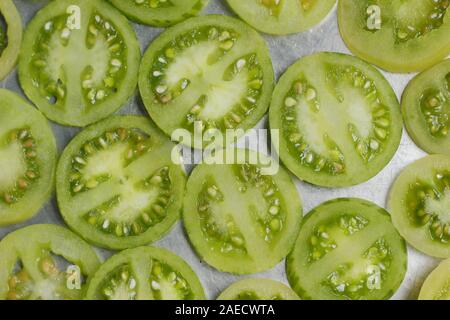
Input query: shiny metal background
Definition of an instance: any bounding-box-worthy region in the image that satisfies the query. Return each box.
[0,0,440,300]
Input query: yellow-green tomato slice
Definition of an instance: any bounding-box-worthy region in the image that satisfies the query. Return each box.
[19,0,141,127]
[56,116,186,250]
[183,148,302,274]
[338,0,450,73]
[287,198,407,300]
[0,0,22,80]
[108,0,209,27]
[0,89,56,226]
[419,258,450,300]
[0,224,100,300]
[401,59,450,155]
[388,155,450,258]
[217,278,299,300]
[86,246,205,300]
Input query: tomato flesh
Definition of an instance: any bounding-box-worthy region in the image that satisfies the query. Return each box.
[19,0,141,127]
[108,0,208,27]
[86,246,205,300]
[0,0,22,80]
[419,258,450,300]
[402,59,450,155]
[269,52,402,187]
[217,278,299,300]
[338,0,450,73]
[0,89,57,226]
[0,224,100,300]
[389,155,450,258]
[226,0,336,35]
[287,198,407,300]
[183,149,302,274]
[139,15,274,149]
[56,116,186,250]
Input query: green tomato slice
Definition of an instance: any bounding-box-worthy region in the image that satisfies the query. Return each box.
[217,278,299,300]
[287,198,407,300]
[139,15,274,149]
[402,59,450,155]
[183,148,302,274]
[19,0,141,127]
[0,0,22,80]
[0,89,56,226]
[86,246,205,300]
[269,52,402,188]
[108,0,209,27]
[0,224,100,300]
[419,258,450,300]
[56,115,186,250]
[226,0,336,35]
[388,155,450,258]
[338,0,450,73]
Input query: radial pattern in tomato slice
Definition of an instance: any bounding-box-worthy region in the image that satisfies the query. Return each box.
[270,52,402,188]
[388,155,450,258]
[86,246,205,300]
[0,89,57,226]
[338,0,450,73]
[287,198,407,300]
[0,224,100,300]
[19,0,141,127]
[183,148,302,274]
[56,116,186,250]
[139,15,274,149]
[402,59,450,155]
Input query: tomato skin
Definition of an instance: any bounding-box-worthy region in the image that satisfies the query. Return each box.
[338,0,450,73]
[108,0,209,27]
[388,155,450,259]
[139,14,274,149]
[269,52,402,188]
[217,278,300,300]
[0,89,57,226]
[18,0,141,127]
[56,115,186,250]
[85,246,205,300]
[419,258,450,300]
[401,59,450,155]
[287,198,407,300]
[226,0,336,35]
[0,0,22,81]
[0,224,100,300]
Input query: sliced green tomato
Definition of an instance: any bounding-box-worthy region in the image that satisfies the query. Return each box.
[269,52,402,188]
[183,148,302,274]
[388,155,450,258]
[402,59,450,155]
[19,0,141,127]
[217,278,299,300]
[287,198,407,300]
[419,258,450,300]
[86,246,205,300]
[108,0,209,27]
[0,224,100,300]
[0,0,22,80]
[139,15,274,149]
[0,89,56,226]
[56,116,186,250]
[226,0,336,35]
[338,0,450,73]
